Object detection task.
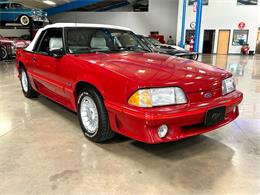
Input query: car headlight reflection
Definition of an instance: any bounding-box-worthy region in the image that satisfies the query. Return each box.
[222,77,235,95]
[128,87,187,107]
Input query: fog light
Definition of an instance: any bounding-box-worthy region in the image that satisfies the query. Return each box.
[158,125,168,138]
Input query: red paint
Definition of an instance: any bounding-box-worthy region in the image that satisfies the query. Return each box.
[238,22,245,29]
[16,50,243,144]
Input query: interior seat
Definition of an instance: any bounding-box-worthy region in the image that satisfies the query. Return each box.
[90,37,108,49]
[49,37,63,51]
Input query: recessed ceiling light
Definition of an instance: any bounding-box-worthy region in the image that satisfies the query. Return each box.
[43,0,56,6]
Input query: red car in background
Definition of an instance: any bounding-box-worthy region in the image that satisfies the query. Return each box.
[0,34,30,60]
[16,23,243,144]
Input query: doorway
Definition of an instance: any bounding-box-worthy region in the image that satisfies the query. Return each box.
[255,28,260,54]
[203,30,215,53]
[217,30,230,55]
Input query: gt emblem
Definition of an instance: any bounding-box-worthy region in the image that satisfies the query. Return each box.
[204,92,212,99]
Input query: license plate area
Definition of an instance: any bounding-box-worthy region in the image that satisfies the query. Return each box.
[204,106,226,126]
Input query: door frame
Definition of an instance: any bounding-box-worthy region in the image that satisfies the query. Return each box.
[202,29,216,54]
[217,29,231,55]
[255,28,260,54]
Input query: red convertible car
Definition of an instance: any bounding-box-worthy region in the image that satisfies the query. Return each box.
[16,23,243,144]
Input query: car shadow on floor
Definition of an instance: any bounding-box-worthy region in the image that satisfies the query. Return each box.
[98,135,235,192]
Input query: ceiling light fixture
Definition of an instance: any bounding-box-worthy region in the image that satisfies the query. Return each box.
[43,0,56,6]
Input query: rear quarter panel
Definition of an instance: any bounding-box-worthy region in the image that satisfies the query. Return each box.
[16,49,34,76]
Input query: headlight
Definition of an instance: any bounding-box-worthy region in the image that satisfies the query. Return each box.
[32,11,36,15]
[45,12,48,17]
[128,87,187,107]
[222,77,235,95]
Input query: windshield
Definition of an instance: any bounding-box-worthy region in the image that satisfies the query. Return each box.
[144,37,161,46]
[66,28,150,54]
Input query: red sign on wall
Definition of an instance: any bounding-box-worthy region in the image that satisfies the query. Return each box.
[238,22,246,29]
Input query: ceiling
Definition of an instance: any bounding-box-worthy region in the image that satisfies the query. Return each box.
[11,0,75,9]
[9,0,148,11]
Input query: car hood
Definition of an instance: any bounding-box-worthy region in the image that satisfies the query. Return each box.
[76,52,230,93]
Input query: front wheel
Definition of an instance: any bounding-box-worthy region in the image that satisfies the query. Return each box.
[0,47,8,60]
[19,15,30,26]
[77,87,116,142]
[20,67,39,98]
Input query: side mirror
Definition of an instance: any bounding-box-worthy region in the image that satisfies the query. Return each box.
[49,48,64,58]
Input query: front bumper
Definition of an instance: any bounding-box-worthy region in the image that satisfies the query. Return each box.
[106,90,243,144]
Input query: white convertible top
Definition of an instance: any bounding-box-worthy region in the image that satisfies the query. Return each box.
[26,23,133,51]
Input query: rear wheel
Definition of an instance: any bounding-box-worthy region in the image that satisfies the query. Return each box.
[77,87,116,142]
[19,15,30,26]
[20,67,39,98]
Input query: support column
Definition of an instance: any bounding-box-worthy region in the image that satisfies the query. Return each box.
[180,0,187,48]
[194,0,203,53]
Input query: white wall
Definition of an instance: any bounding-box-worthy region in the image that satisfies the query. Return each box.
[177,0,260,54]
[50,0,179,38]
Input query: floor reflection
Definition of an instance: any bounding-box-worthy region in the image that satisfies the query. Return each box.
[199,54,260,119]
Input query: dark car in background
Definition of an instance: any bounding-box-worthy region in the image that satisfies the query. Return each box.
[138,35,199,60]
[0,2,49,26]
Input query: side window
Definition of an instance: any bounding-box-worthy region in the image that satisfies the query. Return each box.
[11,3,23,8]
[66,28,113,53]
[0,3,9,9]
[37,28,63,55]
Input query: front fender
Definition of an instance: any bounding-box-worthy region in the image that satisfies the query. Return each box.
[75,74,105,97]
[74,69,128,111]
[14,12,33,21]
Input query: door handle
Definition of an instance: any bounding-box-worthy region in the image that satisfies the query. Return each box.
[32,57,37,61]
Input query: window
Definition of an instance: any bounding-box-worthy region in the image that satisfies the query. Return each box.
[37,28,63,54]
[145,37,161,46]
[66,28,148,54]
[11,3,24,8]
[0,3,9,9]
[232,30,249,46]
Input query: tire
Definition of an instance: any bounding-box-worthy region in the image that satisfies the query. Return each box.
[77,87,116,142]
[20,67,39,98]
[0,22,6,26]
[0,47,8,60]
[19,15,30,26]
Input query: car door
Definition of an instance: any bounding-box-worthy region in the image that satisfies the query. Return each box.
[32,28,68,101]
